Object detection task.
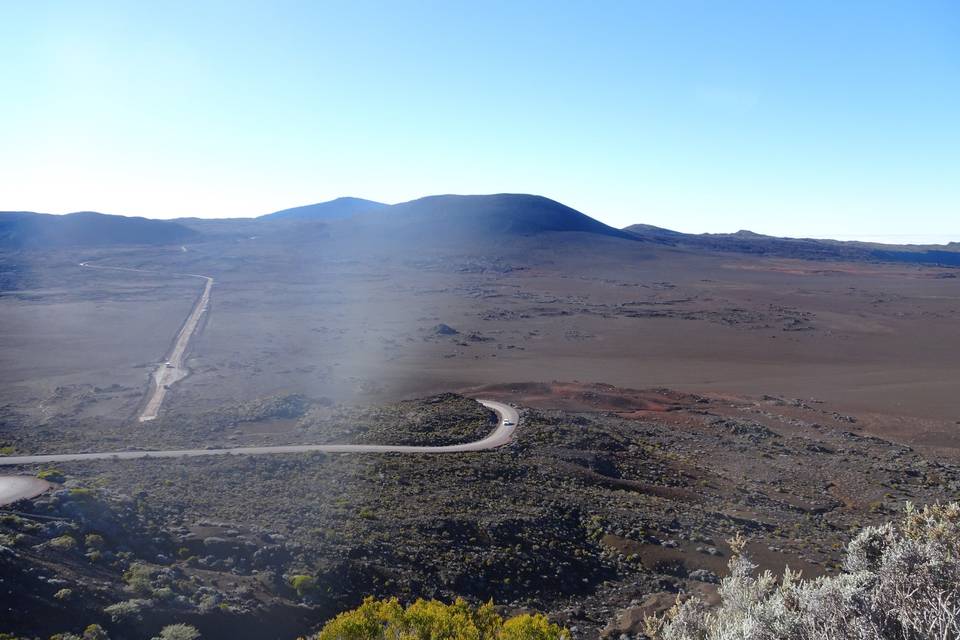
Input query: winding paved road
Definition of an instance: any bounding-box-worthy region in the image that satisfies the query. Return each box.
[0,400,519,467]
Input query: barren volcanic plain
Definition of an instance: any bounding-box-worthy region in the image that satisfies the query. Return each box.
[1,195,959,638]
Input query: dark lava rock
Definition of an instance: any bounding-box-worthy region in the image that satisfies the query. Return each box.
[432,323,459,335]
[688,569,720,583]
[252,545,293,570]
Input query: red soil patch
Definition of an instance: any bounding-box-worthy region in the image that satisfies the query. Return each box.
[462,381,701,414]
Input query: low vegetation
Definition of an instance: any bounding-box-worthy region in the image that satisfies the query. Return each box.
[311,597,569,640]
[4,502,960,639]
[5,394,960,639]
[648,502,960,640]
[37,468,66,483]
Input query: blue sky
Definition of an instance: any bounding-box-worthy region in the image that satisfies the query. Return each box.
[1,1,957,241]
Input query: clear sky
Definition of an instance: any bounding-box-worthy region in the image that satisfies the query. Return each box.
[1,1,957,242]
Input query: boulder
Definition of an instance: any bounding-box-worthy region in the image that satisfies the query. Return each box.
[432,323,458,335]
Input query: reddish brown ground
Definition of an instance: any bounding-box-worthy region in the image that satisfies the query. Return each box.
[465,381,960,459]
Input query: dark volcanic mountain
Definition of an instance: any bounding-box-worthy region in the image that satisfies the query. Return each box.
[259,197,388,221]
[624,224,960,267]
[0,211,198,249]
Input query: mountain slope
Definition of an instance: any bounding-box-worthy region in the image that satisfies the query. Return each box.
[355,194,636,241]
[0,211,198,249]
[260,197,388,221]
[624,224,960,266]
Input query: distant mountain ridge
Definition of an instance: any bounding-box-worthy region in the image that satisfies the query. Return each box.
[624,224,960,266]
[3,197,957,269]
[0,211,197,249]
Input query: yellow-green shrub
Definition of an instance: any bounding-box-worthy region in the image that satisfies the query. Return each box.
[37,468,65,483]
[289,574,317,597]
[313,597,568,640]
[48,535,77,550]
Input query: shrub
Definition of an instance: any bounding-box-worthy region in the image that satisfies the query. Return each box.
[151,624,201,640]
[154,587,176,601]
[649,502,960,640]
[84,533,105,549]
[37,468,65,483]
[0,532,21,547]
[289,574,317,597]
[83,625,109,640]
[314,596,568,640]
[49,535,78,550]
[500,614,570,640]
[123,563,155,595]
[103,599,151,622]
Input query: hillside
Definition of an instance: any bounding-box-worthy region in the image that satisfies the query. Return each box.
[339,194,637,242]
[0,211,198,249]
[4,391,960,639]
[624,224,960,266]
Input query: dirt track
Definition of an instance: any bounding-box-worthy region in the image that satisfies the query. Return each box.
[139,273,212,421]
[79,261,213,422]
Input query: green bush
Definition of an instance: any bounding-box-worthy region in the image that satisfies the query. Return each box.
[37,468,66,483]
[83,624,109,640]
[48,535,78,550]
[501,614,571,640]
[314,597,569,640]
[103,599,150,623]
[289,574,317,597]
[151,624,201,640]
[123,563,155,595]
[84,533,105,549]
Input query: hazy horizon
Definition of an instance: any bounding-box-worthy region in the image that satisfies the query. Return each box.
[3,193,957,246]
[2,1,957,242]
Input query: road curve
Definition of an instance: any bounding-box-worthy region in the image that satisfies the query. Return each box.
[0,400,519,466]
[0,476,53,505]
[79,261,213,422]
